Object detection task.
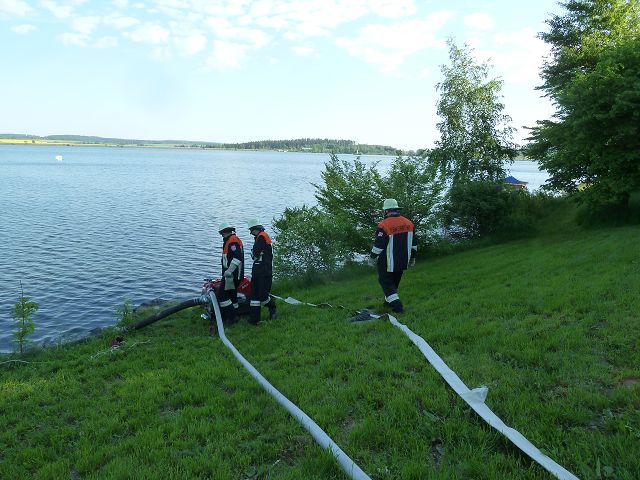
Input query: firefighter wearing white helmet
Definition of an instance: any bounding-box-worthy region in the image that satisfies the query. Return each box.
[368,198,417,313]
[247,219,276,324]
[217,222,244,324]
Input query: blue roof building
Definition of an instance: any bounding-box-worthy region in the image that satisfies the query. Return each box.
[504,176,528,188]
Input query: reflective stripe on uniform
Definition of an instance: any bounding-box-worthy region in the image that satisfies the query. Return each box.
[406,231,413,267]
[371,246,383,255]
[385,293,400,302]
[231,258,242,267]
[233,303,239,309]
[386,235,394,272]
[250,300,261,307]
[220,299,233,307]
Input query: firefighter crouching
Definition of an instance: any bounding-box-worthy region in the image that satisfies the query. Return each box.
[217,222,244,324]
[247,219,276,324]
[368,199,417,313]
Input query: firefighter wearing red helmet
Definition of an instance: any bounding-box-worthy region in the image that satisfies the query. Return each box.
[368,199,417,313]
[247,219,276,324]
[217,222,244,324]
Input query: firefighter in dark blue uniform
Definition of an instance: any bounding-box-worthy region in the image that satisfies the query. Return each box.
[217,222,244,324]
[368,199,417,313]
[247,219,276,324]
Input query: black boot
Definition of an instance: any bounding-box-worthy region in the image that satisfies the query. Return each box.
[267,298,277,320]
[249,306,261,325]
[390,299,404,313]
[223,305,237,324]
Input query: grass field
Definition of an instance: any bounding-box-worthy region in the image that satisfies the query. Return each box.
[0,138,80,145]
[1,210,639,479]
[0,138,173,147]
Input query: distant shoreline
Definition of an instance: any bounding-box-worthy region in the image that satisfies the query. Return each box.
[0,141,395,156]
[0,136,405,155]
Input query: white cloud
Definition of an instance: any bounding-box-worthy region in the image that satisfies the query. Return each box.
[199,0,249,18]
[419,67,431,78]
[11,23,37,33]
[255,15,287,29]
[282,0,368,39]
[125,23,170,44]
[207,39,250,69]
[0,0,32,16]
[151,45,172,60]
[41,0,78,19]
[59,31,87,46]
[336,10,454,72]
[291,45,314,56]
[249,0,274,18]
[104,14,140,29]
[94,35,118,48]
[71,16,100,35]
[174,32,207,55]
[464,12,495,31]
[370,0,416,19]
[475,28,550,83]
[205,17,270,48]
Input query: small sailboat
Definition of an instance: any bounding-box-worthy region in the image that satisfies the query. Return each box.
[55,155,63,161]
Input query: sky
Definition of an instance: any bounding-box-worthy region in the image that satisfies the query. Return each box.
[0,0,564,151]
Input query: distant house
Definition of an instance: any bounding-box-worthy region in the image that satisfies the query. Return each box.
[504,175,528,189]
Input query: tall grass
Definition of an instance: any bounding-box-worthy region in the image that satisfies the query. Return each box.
[1,211,638,479]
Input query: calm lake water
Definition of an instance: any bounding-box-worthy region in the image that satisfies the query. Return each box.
[0,145,547,352]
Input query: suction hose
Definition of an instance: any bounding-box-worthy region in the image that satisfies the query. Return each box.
[128,297,205,331]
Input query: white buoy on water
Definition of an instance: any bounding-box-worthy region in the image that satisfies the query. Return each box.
[55,155,63,161]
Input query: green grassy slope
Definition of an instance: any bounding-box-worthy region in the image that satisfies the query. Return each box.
[1,219,639,479]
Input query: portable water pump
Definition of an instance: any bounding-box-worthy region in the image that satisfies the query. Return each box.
[128,276,253,333]
[200,276,252,323]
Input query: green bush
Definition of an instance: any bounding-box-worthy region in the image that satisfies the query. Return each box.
[273,154,444,278]
[444,182,559,239]
[443,180,514,238]
[273,205,352,278]
[575,191,640,227]
[11,285,38,354]
[114,298,137,328]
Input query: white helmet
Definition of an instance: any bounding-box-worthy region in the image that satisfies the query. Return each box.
[383,198,401,210]
[247,218,262,230]
[218,222,234,233]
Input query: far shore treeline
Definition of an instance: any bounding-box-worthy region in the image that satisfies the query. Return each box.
[0,134,401,155]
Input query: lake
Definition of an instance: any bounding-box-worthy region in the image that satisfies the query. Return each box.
[0,145,548,352]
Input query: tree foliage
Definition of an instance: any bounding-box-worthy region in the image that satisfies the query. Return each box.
[431,39,517,187]
[527,0,640,208]
[273,154,445,276]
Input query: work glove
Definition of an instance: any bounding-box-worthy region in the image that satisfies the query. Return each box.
[409,257,416,268]
[223,270,235,290]
[367,256,377,267]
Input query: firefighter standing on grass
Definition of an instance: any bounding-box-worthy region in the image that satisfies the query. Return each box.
[368,199,417,313]
[247,219,277,324]
[218,222,244,324]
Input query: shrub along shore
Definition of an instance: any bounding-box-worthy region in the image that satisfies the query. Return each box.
[1,206,639,479]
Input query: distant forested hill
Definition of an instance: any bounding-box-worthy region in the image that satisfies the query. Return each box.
[0,134,401,155]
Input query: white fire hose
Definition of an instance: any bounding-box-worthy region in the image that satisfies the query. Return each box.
[275,295,579,480]
[207,291,371,480]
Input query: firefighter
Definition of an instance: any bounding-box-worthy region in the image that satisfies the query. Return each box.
[368,199,417,313]
[247,219,276,324]
[217,222,244,324]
